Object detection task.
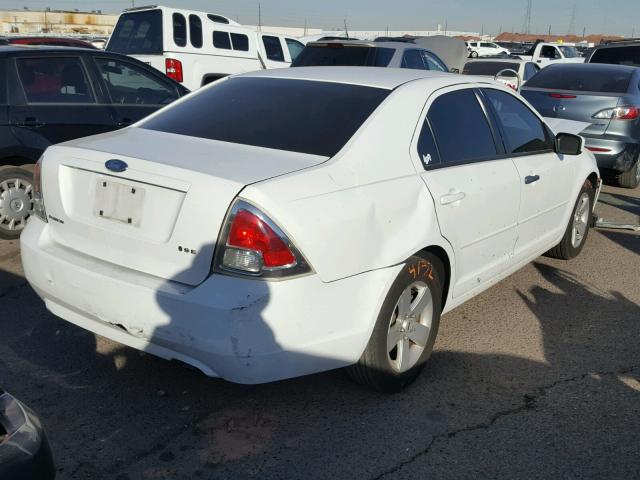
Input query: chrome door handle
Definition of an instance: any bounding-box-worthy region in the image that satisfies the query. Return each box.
[440,191,466,205]
[525,175,540,184]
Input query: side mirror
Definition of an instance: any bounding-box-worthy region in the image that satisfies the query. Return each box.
[555,132,583,155]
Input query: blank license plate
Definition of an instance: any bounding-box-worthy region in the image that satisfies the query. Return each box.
[94,179,145,227]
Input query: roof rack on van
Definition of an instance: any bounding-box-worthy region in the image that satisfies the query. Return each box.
[123,4,158,12]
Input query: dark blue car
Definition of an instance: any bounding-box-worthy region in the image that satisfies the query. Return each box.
[0,45,188,239]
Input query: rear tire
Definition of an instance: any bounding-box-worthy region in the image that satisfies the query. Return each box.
[470,51,479,58]
[545,180,594,260]
[615,158,640,189]
[347,254,443,392]
[0,167,35,240]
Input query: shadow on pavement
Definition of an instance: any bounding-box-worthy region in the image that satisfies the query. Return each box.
[0,244,639,478]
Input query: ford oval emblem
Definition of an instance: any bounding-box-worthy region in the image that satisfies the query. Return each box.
[105,159,128,173]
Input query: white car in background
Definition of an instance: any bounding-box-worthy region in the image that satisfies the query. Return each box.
[463,58,541,90]
[22,68,600,392]
[106,5,305,90]
[466,41,510,57]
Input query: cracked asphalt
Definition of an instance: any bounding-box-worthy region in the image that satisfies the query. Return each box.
[0,184,639,480]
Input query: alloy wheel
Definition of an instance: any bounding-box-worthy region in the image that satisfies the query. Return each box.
[387,281,434,373]
[571,192,590,249]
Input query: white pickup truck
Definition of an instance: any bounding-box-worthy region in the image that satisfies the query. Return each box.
[518,42,585,68]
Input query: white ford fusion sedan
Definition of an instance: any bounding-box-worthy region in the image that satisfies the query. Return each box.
[21,67,600,391]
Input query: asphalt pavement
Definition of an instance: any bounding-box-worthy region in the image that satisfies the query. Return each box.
[0,185,638,480]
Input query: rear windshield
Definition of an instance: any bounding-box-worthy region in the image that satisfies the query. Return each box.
[292,45,395,67]
[463,62,519,77]
[524,66,632,93]
[590,46,640,67]
[107,10,163,55]
[142,77,390,157]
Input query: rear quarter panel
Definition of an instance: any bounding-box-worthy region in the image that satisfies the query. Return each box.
[241,80,455,284]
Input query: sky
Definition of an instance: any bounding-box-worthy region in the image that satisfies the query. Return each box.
[1,0,637,36]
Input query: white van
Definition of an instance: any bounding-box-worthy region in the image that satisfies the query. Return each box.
[106,5,306,90]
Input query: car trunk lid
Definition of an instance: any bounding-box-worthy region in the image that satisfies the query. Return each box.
[41,127,327,285]
[521,89,622,135]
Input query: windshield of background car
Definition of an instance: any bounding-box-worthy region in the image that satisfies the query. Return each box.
[463,62,519,77]
[524,66,632,93]
[107,10,163,55]
[141,77,391,157]
[558,46,579,58]
[590,46,640,67]
[292,45,395,67]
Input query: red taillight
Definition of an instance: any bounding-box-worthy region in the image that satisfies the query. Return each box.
[165,58,183,83]
[33,157,47,222]
[593,105,640,120]
[549,93,577,99]
[227,209,296,268]
[586,147,612,153]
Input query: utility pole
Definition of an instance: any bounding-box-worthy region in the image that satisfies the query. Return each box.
[132,0,135,8]
[548,24,552,36]
[344,18,349,38]
[258,3,262,32]
[481,24,484,36]
[304,19,307,36]
[582,26,586,38]
[568,3,576,35]
[444,20,448,36]
[522,0,532,34]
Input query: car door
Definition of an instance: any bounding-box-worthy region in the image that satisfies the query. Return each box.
[537,45,561,67]
[414,86,521,298]
[259,35,290,68]
[8,54,114,159]
[480,87,575,262]
[92,56,182,128]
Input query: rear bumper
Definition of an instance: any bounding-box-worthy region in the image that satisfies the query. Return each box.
[0,391,55,480]
[21,219,398,384]
[582,135,640,173]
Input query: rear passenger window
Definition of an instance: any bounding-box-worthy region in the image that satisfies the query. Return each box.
[286,38,305,61]
[173,13,187,47]
[402,50,426,70]
[213,31,231,50]
[96,58,178,105]
[189,15,202,48]
[231,33,249,51]
[423,52,447,72]
[262,36,285,62]
[16,57,94,104]
[483,89,553,154]
[427,89,497,164]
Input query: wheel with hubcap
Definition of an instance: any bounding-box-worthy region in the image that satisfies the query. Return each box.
[470,51,479,58]
[347,253,443,392]
[0,168,35,240]
[546,179,594,260]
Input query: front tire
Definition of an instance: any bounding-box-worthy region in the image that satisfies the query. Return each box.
[348,254,443,392]
[615,158,640,189]
[545,180,594,260]
[0,167,35,240]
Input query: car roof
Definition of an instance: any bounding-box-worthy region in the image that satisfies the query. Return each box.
[543,62,639,74]
[0,45,97,55]
[307,40,432,51]
[465,58,528,64]
[236,66,471,90]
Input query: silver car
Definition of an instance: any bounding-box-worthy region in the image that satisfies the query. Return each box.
[291,41,449,73]
[522,63,640,188]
